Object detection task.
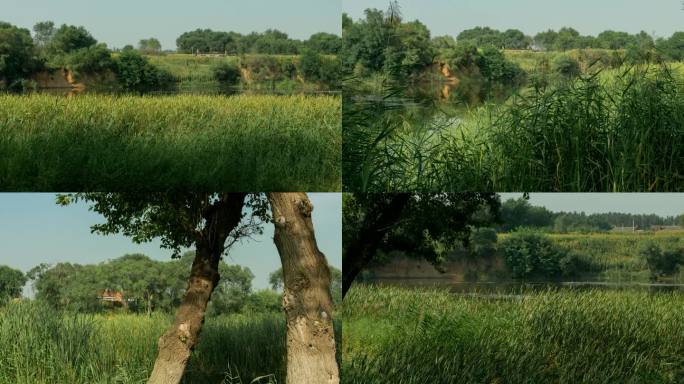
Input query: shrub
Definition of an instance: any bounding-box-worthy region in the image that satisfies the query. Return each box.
[501,229,568,279]
[211,61,241,86]
[114,48,174,91]
[553,55,581,77]
[640,241,682,280]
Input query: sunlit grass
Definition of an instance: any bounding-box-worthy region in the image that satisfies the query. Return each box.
[343,285,684,384]
[0,94,341,191]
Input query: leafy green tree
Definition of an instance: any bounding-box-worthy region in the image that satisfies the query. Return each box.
[32,21,55,48]
[477,46,524,85]
[208,263,254,315]
[299,48,323,81]
[48,24,97,54]
[431,35,457,51]
[58,192,267,384]
[534,30,559,51]
[343,193,499,296]
[138,38,162,54]
[457,26,504,47]
[0,265,26,304]
[554,27,580,51]
[0,22,41,89]
[242,289,282,314]
[595,30,635,50]
[499,197,554,231]
[660,32,684,61]
[306,32,342,54]
[503,29,531,49]
[65,43,115,76]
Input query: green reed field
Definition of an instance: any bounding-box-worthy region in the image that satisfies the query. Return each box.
[344,63,684,192]
[0,300,341,384]
[343,285,684,384]
[0,94,341,191]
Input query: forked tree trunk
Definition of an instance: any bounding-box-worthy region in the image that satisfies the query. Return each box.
[268,193,339,384]
[148,193,246,384]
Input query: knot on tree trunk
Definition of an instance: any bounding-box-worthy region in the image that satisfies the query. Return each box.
[295,198,313,217]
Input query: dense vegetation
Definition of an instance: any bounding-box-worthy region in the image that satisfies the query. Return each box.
[353,196,684,283]
[25,253,342,314]
[499,197,684,232]
[0,21,341,91]
[343,5,684,191]
[343,285,684,384]
[176,29,340,55]
[0,300,341,383]
[0,94,341,190]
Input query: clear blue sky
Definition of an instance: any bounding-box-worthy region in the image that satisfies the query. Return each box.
[343,0,684,39]
[499,193,684,217]
[0,193,341,291]
[2,0,341,50]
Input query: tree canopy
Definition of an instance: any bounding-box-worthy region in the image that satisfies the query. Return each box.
[0,265,26,303]
[175,28,341,55]
[28,253,263,315]
[0,22,42,89]
[342,193,500,295]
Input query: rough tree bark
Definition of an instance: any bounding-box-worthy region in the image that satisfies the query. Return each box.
[148,193,247,384]
[268,193,339,384]
[342,193,410,297]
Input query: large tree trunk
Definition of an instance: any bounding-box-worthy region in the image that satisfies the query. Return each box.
[268,193,339,384]
[342,193,410,297]
[148,193,246,384]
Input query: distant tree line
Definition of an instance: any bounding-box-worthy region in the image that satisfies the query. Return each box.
[441,26,684,62]
[500,198,684,233]
[15,253,342,315]
[1,21,340,91]
[175,29,341,55]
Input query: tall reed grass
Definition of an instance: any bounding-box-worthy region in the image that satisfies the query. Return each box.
[344,64,684,191]
[0,94,341,191]
[0,301,343,384]
[343,285,684,384]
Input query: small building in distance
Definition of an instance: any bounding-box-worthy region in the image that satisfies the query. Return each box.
[98,289,134,307]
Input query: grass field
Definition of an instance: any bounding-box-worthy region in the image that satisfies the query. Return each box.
[0,94,341,191]
[0,300,342,384]
[343,285,684,384]
[545,231,684,276]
